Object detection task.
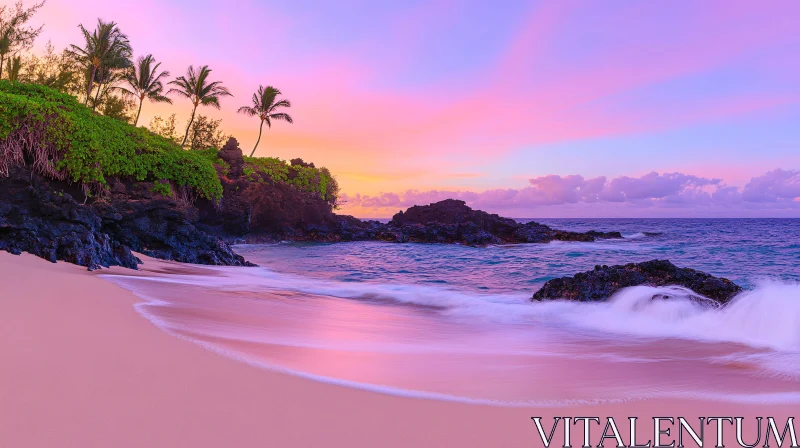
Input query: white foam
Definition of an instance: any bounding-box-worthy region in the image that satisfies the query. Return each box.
[103,269,800,351]
[101,269,800,404]
[624,232,647,239]
[556,282,800,351]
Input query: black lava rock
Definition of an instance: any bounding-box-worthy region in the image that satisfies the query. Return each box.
[532,259,742,304]
[0,165,252,270]
[378,199,623,246]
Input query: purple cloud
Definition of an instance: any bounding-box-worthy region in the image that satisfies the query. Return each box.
[342,169,800,217]
[741,169,800,202]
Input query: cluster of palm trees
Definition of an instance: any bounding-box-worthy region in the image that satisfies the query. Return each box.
[0,0,45,81]
[68,18,292,153]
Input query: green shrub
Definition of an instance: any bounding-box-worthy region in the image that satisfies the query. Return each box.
[0,80,222,200]
[193,147,230,176]
[242,155,338,205]
[244,156,289,182]
[150,180,172,197]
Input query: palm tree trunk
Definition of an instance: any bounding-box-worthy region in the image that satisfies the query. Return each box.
[249,120,265,157]
[181,105,198,148]
[92,82,103,111]
[0,53,5,80]
[134,98,144,126]
[84,66,97,106]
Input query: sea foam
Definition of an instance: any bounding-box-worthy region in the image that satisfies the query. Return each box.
[106,266,800,351]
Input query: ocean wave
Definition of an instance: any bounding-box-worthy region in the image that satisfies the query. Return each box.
[121,289,800,407]
[623,231,664,239]
[106,266,800,352]
[550,282,800,351]
[102,266,800,406]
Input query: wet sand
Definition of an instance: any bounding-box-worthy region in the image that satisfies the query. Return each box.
[0,252,794,448]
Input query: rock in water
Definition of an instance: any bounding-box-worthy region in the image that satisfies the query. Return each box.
[382,199,622,245]
[531,259,742,304]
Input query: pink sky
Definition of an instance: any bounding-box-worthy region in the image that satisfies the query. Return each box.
[30,0,800,217]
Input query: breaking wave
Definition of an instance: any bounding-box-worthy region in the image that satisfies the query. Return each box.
[108,266,800,351]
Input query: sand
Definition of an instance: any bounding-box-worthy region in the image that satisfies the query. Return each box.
[0,252,794,448]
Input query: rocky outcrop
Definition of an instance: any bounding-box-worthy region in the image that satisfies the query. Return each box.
[0,165,252,270]
[216,137,244,178]
[205,197,624,246]
[0,166,140,270]
[0,136,628,269]
[199,142,624,246]
[201,182,624,246]
[196,141,337,242]
[532,259,742,304]
[98,178,253,267]
[377,199,622,245]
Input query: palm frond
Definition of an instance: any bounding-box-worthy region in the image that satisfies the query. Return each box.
[148,93,173,103]
[270,99,291,110]
[201,96,221,109]
[269,112,293,124]
[237,106,257,116]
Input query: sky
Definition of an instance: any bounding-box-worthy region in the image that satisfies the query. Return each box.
[31,0,800,217]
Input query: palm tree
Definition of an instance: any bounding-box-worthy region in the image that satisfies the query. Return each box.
[68,19,132,107]
[167,65,231,147]
[90,64,125,110]
[118,54,171,126]
[0,1,45,80]
[237,85,293,157]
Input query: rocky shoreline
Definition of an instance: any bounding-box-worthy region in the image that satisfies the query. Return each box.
[0,138,744,304]
[0,138,626,269]
[0,164,252,270]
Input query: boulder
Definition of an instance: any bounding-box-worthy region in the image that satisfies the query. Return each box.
[532,259,742,304]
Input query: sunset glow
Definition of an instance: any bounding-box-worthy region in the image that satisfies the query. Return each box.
[32,0,800,217]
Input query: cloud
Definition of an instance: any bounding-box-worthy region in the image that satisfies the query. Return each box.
[341,169,800,217]
[741,169,800,202]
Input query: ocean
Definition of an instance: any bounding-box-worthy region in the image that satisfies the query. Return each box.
[103,218,800,406]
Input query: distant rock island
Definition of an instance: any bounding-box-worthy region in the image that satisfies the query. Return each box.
[317,199,623,245]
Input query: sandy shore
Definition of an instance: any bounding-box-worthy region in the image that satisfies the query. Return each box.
[0,252,794,448]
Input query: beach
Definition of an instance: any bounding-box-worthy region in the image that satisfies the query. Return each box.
[0,251,796,448]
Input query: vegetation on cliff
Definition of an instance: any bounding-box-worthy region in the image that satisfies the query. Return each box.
[0,4,339,207]
[0,80,223,200]
[242,156,339,206]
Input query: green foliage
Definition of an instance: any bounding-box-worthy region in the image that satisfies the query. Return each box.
[99,93,134,123]
[148,113,180,142]
[0,0,45,80]
[187,115,228,151]
[242,155,338,205]
[193,146,229,176]
[19,41,80,94]
[244,156,288,182]
[150,180,172,197]
[0,80,222,200]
